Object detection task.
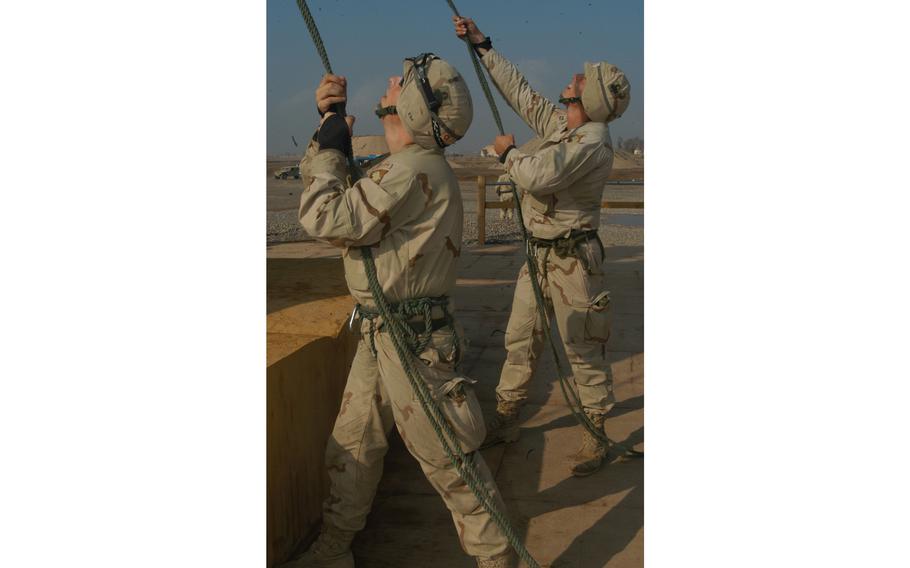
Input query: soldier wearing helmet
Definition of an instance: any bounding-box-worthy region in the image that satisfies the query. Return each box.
[287,54,517,568]
[454,16,631,477]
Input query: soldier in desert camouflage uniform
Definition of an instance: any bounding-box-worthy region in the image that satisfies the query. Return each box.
[454,16,632,477]
[285,54,517,568]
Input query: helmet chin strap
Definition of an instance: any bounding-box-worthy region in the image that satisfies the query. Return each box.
[558,96,582,105]
[374,104,398,118]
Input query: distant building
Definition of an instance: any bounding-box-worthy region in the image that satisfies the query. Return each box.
[352,135,389,156]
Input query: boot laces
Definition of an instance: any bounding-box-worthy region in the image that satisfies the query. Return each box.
[578,413,607,456]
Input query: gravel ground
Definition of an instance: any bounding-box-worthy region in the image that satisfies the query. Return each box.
[267,210,309,244]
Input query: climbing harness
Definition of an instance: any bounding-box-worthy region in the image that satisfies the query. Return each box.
[445,0,643,459]
[354,296,459,360]
[293,2,539,566]
[529,229,605,276]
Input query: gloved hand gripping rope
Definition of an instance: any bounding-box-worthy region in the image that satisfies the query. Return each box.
[294,2,541,565]
[445,0,643,459]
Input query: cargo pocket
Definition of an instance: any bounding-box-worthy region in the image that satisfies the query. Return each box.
[437,375,486,453]
[412,327,484,452]
[413,369,486,453]
[418,327,464,373]
[584,290,613,343]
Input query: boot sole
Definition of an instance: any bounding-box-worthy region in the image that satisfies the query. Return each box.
[571,458,606,478]
[571,466,601,478]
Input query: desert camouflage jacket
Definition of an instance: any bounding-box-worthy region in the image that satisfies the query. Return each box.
[298,141,463,309]
[482,49,614,240]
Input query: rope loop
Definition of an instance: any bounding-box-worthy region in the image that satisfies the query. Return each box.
[357,296,452,358]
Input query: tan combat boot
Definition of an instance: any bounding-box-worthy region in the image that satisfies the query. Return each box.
[280,524,355,568]
[480,397,523,449]
[476,550,518,568]
[570,410,608,477]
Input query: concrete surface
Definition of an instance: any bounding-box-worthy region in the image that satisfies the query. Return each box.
[355,243,643,568]
[267,239,644,568]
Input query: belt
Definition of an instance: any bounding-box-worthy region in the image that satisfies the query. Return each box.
[528,229,604,274]
[528,229,599,247]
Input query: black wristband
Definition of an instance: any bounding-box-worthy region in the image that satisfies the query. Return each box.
[498,145,516,164]
[472,36,492,56]
[317,114,351,154]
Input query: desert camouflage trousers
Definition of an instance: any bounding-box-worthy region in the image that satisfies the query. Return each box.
[497,238,616,413]
[322,320,510,559]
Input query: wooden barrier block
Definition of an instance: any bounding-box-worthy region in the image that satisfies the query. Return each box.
[267,258,357,567]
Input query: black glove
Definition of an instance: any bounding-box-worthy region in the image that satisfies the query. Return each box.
[472,36,493,56]
[317,114,352,155]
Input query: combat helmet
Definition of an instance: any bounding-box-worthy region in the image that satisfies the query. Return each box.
[396,53,473,150]
[580,61,631,123]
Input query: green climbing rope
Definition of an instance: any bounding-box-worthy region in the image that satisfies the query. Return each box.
[293,3,540,566]
[359,252,540,568]
[444,0,643,458]
[295,0,360,178]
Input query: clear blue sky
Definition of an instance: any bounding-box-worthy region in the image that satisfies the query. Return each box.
[267,0,643,155]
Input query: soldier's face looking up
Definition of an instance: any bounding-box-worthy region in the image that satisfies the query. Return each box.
[380,76,403,110]
[561,73,586,100]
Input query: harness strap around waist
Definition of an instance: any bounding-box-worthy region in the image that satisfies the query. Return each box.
[355,295,454,357]
[528,230,604,275]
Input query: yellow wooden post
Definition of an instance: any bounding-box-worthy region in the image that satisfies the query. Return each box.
[477,175,486,245]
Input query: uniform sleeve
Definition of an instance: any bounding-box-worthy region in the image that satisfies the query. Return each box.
[296,129,320,174]
[504,140,612,197]
[481,49,566,139]
[298,150,423,247]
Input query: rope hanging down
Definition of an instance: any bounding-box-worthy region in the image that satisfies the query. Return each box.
[444,0,642,458]
[293,2,540,566]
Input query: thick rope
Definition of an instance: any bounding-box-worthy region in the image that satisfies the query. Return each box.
[357,296,457,357]
[293,3,540,566]
[360,252,539,568]
[295,0,359,178]
[295,0,334,74]
[445,0,643,458]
